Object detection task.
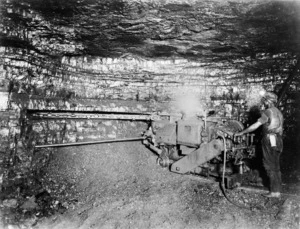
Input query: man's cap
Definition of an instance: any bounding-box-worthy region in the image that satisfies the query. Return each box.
[261,91,278,103]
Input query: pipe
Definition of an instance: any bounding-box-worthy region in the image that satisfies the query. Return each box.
[142,139,162,155]
[148,144,162,155]
[221,136,227,187]
[35,137,144,148]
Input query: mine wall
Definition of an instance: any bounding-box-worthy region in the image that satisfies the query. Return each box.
[0,0,299,227]
[0,50,298,193]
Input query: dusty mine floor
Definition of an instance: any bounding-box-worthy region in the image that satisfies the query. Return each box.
[2,141,300,229]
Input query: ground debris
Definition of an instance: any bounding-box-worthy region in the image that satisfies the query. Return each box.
[20,196,38,210]
[2,199,18,208]
[2,142,300,229]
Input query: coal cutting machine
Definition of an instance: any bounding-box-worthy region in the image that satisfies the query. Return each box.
[32,108,256,188]
[142,112,256,188]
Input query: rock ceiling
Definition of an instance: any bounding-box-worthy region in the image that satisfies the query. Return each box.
[1,0,300,62]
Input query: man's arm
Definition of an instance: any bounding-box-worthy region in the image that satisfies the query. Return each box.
[235,121,263,136]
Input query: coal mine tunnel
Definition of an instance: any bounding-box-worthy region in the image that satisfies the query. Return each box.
[1,0,300,228]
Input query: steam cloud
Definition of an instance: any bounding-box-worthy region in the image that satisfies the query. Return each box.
[169,87,207,118]
[168,85,267,117]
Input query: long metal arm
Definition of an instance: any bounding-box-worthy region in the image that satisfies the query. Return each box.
[27,110,183,121]
[35,137,144,148]
[29,111,152,121]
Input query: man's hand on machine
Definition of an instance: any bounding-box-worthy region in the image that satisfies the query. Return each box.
[234,131,244,137]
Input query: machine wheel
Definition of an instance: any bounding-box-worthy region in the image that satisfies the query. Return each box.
[157,146,171,168]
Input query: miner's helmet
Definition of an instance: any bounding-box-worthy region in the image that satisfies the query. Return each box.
[259,91,278,104]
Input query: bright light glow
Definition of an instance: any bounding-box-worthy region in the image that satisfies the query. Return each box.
[244,85,265,108]
[259,90,266,96]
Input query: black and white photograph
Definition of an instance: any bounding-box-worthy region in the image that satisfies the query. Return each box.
[0,0,299,228]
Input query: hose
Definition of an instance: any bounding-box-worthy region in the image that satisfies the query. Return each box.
[219,135,292,215]
[220,135,254,210]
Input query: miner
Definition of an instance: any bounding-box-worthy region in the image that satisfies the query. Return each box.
[235,91,283,198]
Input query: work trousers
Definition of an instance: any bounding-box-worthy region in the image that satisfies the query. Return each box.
[261,134,283,193]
